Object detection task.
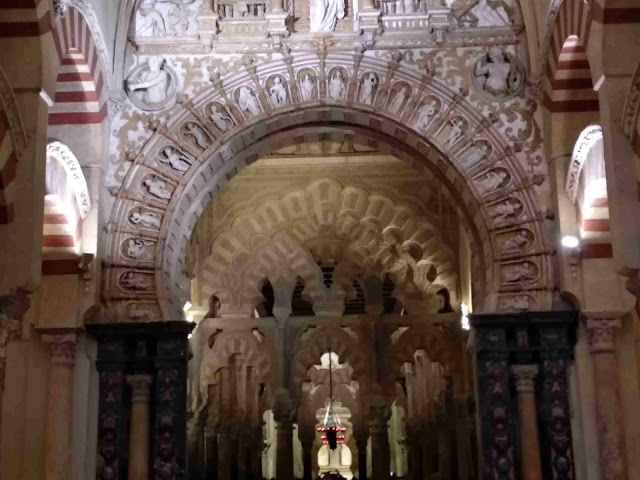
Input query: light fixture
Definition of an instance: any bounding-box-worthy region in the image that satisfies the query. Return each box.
[317,349,346,450]
[187,333,193,339]
[461,303,470,331]
[183,301,192,312]
[186,314,194,323]
[561,235,579,249]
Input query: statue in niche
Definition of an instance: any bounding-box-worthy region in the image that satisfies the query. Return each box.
[502,230,530,252]
[459,141,489,168]
[310,0,345,32]
[158,146,192,172]
[184,122,209,149]
[126,238,153,261]
[414,100,437,130]
[136,0,167,36]
[503,262,536,283]
[444,118,466,147]
[127,57,173,107]
[136,0,201,36]
[143,177,172,200]
[359,74,377,105]
[475,170,508,195]
[269,77,287,107]
[130,210,161,229]
[490,199,520,223]
[328,71,346,101]
[300,74,315,101]
[499,294,531,311]
[166,2,192,34]
[209,106,232,132]
[121,271,153,291]
[388,87,408,114]
[237,86,261,116]
[474,48,521,99]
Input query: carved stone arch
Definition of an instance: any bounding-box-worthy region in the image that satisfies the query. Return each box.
[291,327,367,384]
[103,55,553,320]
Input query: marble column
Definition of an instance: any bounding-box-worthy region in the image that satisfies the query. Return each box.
[510,365,542,480]
[42,332,77,480]
[368,409,390,480]
[586,318,628,480]
[127,374,152,480]
[354,431,368,480]
[276,420,294,480]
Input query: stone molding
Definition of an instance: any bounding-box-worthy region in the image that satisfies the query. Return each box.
[510,364,538,393]
[127,374,153,403]
[586,318,622,354]
[42,333,77,366]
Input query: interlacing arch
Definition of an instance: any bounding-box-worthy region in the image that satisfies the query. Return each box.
[102,53,553,321]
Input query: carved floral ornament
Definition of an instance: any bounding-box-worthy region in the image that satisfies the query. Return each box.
[103,55,551,320]
[46,141,92,219]
[565,124,603,203]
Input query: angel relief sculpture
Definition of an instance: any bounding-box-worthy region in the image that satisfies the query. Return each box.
[473,48,521,99]
[310,0,345,32]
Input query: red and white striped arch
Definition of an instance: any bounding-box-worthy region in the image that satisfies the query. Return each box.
[543,0,598,113]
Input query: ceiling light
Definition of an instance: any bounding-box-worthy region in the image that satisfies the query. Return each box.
[461,303,470,331]
[186,314,194,322]
[561,236,579,248]
[183,301,192,312]
[188,333,192,339]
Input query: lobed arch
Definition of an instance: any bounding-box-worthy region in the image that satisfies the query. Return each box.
[102,54,553,321]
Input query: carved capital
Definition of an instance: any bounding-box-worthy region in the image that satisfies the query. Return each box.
[586,318,622,353]
[510,364,538,393]
[42,333,77,366]
[126,374,153,403]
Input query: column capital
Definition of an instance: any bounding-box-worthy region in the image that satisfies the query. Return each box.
[42,332,77,366]
[510,364,539,393]
[126,374,152,403]
[585,318,622,353]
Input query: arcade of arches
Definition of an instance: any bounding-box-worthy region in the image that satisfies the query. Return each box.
[2,1,640,480]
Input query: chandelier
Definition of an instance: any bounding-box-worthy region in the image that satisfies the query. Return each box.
[317,349,346,450]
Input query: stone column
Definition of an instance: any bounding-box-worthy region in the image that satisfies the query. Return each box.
[205,424,218,480]
[368,408,390,480]
[586,318,628,480]
[299,428,315,480]
[510,365,542,480]
[276,420,294,480]
[218,426,233,480]
[354,429,368,480]
[127,375,152,480]
[42,332,77,480]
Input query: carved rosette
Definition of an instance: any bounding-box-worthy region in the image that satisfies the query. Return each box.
[42,333,77,366]
[586,318,621,354]
[510,364,538,393]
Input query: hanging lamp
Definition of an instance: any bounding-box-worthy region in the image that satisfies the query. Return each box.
[317,349,346,450]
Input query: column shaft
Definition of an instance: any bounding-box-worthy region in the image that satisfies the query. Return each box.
[127,375,152,480]
[301,442,312,480]
[369,423,390,480]
[276,422,294,480]
[218,432,232,480]
[511,365,542,480]
[205,430,218,480]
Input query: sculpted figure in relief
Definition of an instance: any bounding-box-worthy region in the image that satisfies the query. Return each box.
[490,200,520,223]
[359,74,377,105]
[460,142,489,168]
[300,74,315,101]
[474,48,521,98]
[444,118,465,147]
[210,107,232,132]
[502,230,530,252]
[310,0,345,32]
[127,238,153,261]
[130,210,161,229]
[137,0,167,36]
[238,86,261,115]
[329,71,346,101]
[269,78,287,107]
[475,170,508,195]
[143,177,172,200]
[158,146,192,173]
[499,294,530,311]
[185,122,209,149]
[127,57,171,105]
[121,271,154,291]
[414,100,437,130]
[388,87,408,114]
[503,262,536,283]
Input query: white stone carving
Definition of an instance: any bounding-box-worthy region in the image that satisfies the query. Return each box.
[209,105,233,132]
[359,73,377,105]
[46,141,91,219]
[444,117,466,148]
[499,294,531,311]
[565,124,602,203]
[502,261,537,283]
[269,77,287,107]
[310,0,345,32]
[469,0,512,26]
[158,146,192,172]
[473,48,521,100]
[490,199,521,223]
[414,100,437,130]
[328,71,346,101]
[53,0,69,18]
[388,86,408,114]
[143,177,172,200]
[126,238,153,261]
[120,271,154,291]
[129,210,162,229]
[502,230,530,253]
[184,122,209,149]
[126,57,177,111]
[300,74,315,102]
[475,170,508,195]
[135,0,202,37]
[237,86,261,115]
[459,141,489,169]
